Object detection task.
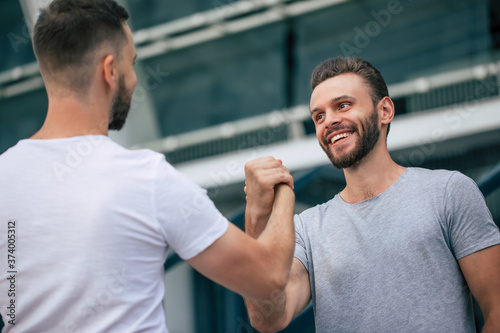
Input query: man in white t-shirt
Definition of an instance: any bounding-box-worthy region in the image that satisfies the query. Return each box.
[0,1,295,332]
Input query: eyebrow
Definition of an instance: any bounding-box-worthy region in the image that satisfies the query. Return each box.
[310,95,357,114]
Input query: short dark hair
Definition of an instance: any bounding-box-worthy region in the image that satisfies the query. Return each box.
[33,0,129,91]
[310,56,391,135]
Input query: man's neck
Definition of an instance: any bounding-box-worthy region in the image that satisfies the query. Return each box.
[31,95,109,140]
[340,144,406,204]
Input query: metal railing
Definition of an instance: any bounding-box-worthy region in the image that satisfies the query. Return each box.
[477,162,500,197]
[0,0,348,100]
[127,61,500,167]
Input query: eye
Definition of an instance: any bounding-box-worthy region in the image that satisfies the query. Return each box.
[339,102,350,109]
[315,114,325,123]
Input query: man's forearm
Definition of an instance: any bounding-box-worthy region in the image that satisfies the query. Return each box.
[253,184,295,278]
[245,289,289,333]
[244,205,270,238]
[244,184,295,332]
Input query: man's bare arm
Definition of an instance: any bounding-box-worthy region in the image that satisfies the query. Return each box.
[245,258,311,332]
[458,244,500,333]
[187,182,295,301]
[242,156,311,332]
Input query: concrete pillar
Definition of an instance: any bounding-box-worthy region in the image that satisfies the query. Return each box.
[19,0,52,34]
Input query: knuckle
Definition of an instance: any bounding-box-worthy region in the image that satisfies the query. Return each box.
[245,163,256,174]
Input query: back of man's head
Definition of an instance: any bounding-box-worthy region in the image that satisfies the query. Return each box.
[33,0,129,93]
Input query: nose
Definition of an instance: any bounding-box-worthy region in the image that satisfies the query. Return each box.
[324,110,342,129]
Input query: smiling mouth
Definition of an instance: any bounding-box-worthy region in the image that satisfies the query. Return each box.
[331,132,353,144]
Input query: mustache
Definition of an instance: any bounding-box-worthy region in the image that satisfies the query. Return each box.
[322,124,357,145]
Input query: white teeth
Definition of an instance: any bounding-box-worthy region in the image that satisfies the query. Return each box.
[331,132,352,143]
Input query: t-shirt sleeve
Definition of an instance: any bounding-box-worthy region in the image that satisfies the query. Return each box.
[294,214,309,272]
[445,172,500,260]
[154,159,229,260]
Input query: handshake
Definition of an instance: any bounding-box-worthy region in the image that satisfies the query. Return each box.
[187,155,296,303]
[243,156,295,238]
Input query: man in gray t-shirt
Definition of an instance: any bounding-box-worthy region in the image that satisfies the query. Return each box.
[244,56,500,332]
[294,168,499,332]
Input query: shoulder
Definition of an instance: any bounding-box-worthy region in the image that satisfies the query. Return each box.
[406,168,482,208]
[295,196,339,225]
[108,139,165,163]
[406,167,457,181]
[0,140,27,161]
[0,140,45,174]
[405,167,470,190]
[103,140,203,193]
[107,140,174,172]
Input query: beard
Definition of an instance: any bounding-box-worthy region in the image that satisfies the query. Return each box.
[108,75,132,131]
[320,108,380,169]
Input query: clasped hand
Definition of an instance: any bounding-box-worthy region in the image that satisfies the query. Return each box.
[244,156,294,231]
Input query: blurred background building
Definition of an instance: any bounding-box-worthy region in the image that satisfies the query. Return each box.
[1,0,500,332]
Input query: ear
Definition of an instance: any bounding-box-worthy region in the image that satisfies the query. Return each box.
[377,96,395,128]
[102,54,118,91]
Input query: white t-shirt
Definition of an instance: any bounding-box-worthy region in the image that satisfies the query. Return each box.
[0,135,228,332]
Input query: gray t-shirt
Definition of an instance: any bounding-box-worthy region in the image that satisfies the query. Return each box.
[294,167,500,332]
